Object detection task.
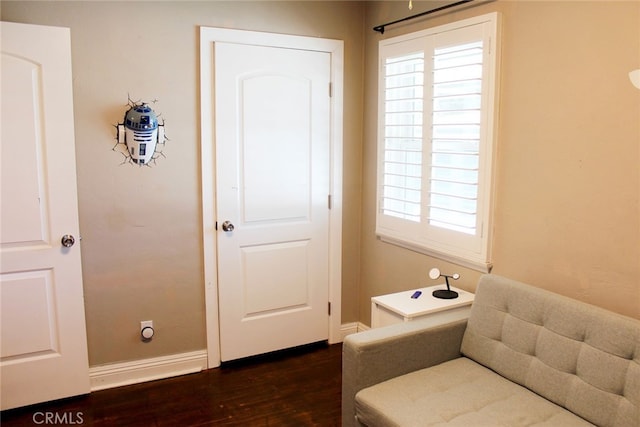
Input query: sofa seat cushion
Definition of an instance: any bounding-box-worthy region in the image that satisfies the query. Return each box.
[355,357,594,427]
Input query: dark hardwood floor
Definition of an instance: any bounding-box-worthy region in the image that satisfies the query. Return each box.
[1,342,342,426]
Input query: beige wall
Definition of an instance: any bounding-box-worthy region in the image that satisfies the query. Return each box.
[1,0,364,366]
[361,0,640,323]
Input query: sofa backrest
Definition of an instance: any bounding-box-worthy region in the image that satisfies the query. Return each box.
[461,274,640,427]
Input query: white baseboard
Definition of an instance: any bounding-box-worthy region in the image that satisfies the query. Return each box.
[89,350,208,391]
[339,321,369,340]
[339,322,358,340]
[90,323,369,392]
[357,322,370,332]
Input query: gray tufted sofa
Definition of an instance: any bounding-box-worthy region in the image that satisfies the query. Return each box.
[342,274,640,426]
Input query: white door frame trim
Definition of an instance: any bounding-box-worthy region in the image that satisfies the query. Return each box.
[199,27,343,368]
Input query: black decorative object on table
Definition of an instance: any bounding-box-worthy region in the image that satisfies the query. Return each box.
[429,268,460,299]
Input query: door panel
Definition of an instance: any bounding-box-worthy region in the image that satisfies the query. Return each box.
[242,74,311,223]
[1,270,58,358]
[1,21,89,410]
[215,42,330,361]
[241,240,310,316]
[0,54,49,245]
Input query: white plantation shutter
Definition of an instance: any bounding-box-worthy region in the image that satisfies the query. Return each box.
[376,13,499,271]
[382,52,424,222]
[429,41,483,235]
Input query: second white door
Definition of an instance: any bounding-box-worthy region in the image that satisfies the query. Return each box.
[214,42,331,361]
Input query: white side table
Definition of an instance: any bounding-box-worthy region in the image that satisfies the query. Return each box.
[371,285,475,328]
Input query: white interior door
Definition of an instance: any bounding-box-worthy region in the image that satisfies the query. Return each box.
[214,42,331,362]
[201,28,344,368]
[0,21,89,410]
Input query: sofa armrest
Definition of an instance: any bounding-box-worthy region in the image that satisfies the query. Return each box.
[341,318,467,427]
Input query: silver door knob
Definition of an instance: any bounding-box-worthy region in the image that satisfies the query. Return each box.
[221,221,235,232]
[61,234,75,248]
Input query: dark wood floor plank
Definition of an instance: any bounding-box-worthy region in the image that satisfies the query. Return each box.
[1,342,342,426]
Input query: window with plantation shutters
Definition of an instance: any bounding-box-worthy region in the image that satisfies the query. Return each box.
[376,13,500,272]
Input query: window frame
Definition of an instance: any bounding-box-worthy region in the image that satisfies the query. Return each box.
[375,12,500,272]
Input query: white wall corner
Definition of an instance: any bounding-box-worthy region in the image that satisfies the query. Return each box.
[340,322,369,340]
[357,322,370,332]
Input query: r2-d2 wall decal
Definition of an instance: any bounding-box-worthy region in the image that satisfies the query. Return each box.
[115,101,166,165]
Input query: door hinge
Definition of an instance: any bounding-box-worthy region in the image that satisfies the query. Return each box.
[328,194,332,210]
[215,221,218,231]
[329,82,333,98]
[328,301,331,316]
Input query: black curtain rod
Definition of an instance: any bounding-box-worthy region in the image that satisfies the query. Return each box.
[373,0,475,34]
